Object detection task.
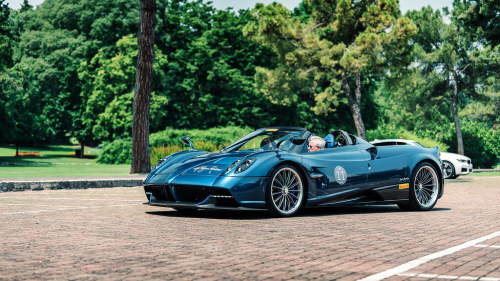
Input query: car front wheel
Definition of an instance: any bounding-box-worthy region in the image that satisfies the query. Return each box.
[266,165,305,217]
[442,161,456,179]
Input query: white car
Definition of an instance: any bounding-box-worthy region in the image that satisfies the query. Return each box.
[370,139,473,179]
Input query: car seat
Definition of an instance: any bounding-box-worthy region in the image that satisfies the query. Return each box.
[324,134,335,148]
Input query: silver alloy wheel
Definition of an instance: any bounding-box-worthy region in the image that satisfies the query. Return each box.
[271,167,303,215]
[414,166,439,208]
[442,161,454,179]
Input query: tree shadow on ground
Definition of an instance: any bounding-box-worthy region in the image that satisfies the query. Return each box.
[0,154,96,165]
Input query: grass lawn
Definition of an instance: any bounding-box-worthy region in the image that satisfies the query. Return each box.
[0,145,130,178]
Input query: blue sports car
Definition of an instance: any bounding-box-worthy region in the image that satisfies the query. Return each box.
[144,127,444,217]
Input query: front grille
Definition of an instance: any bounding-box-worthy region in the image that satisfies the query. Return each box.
[144,185,173,202]
[172,185,238,207]
[172,185,211,203]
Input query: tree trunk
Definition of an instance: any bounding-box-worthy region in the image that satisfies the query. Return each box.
[131,0,156,174]
[452,70,464,155]
[80,142,84,158]
[342,73,367,140]
[15,143,19,157]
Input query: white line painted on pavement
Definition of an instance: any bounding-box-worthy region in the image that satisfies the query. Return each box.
[2,203,79,207]
[398,273,500,280]
[458,277,480,280]
[0,197,142,202]
[357,231,500,281]
[0,203,138,215]
[474,244,500,249]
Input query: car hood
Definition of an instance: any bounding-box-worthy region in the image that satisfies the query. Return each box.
[440,152,471,161]
[145,150,269,185]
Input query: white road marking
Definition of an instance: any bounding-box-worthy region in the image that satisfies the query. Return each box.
[419,274,439,278]
[398,274,499,280]
[438,275,460,279]
[398,273,416,277]
[0,197,142,202]
[1,203,79,207]
[0,203,138,215]
[357,231,500,281]
[474,245,500,249]
[458,277,479,280]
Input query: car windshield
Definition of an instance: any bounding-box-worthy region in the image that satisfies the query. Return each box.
[223,129,305,153]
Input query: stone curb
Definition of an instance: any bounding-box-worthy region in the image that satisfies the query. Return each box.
[473,169,500,172]
[0,177,146,192]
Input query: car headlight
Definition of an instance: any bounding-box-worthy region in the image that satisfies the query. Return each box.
[225,158,243,173]
[235,158,256,174]
[152,156,171,170]
[457,159,467,163]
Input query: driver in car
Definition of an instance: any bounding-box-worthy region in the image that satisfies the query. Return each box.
[308,136,326,152]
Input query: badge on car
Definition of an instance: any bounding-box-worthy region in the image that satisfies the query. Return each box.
[334,166,347,185]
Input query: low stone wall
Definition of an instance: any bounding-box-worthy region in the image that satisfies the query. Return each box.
[0,177,145,192]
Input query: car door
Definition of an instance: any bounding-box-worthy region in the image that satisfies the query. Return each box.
[302,146,369,205]
[360,145,410,200]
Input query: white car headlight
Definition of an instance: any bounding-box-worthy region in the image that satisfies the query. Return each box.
[457,159,467,163]
[225,158,243,173]
[235,158,256,174]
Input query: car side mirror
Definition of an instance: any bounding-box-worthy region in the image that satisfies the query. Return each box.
[276,137,306,149]
[290,137,306,145]
[181,136,194,150]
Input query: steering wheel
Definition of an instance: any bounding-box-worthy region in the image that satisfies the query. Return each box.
[336,135,346,147]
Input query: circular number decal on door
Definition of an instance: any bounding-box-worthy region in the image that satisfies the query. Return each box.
[334,166,347,185]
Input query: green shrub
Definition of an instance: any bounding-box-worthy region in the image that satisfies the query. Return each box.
[150,145,184,164]
[97,138,132,164]
[150,141,221,164]
[98,126,253,165]
[150,126,252,147]
[447,121,499,168]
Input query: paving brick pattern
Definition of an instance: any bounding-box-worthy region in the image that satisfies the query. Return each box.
[0,176,499,280]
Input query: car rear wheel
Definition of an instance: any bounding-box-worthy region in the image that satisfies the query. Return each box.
[406,162,440,211]
[442,161,456,179]
[266,165,304,217]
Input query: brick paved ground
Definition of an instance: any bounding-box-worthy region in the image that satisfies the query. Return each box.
[0,176,499,280]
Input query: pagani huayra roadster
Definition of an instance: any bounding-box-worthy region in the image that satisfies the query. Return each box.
[144,127,443,217]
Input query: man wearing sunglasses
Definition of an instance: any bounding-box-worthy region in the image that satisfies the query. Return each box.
[308,136,326,152]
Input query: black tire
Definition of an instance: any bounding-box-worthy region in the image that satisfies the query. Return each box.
[442,161,456,179]
[266,164,305,217]
[407,162,441,211]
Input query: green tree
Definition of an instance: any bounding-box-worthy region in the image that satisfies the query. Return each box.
[0,0,13,70]
[452,0,499,46]
[244,0,416,139]
[20,0,32,12]
[0,58,53,151]
[78,34,168,143]
[155,1,279,129]
[405,7,487,155]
